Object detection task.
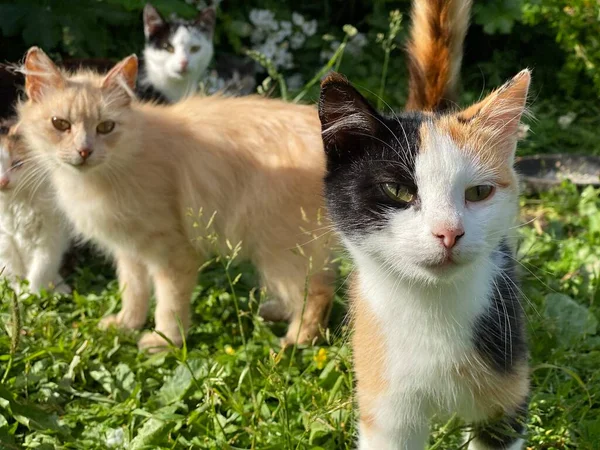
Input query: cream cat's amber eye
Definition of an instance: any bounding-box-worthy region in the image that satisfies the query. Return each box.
[382,183,415,203]
[97,121,115,134]
[465,185,494,202]
[190,45,201,53]
[51,117,71,132]
[163,43,175,53]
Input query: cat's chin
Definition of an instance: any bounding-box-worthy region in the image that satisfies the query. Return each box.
[61,160,102,173]
[413,258,477,284]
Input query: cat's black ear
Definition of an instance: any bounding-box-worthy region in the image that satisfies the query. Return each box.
[195,6,216,36]
[319,73,380,157]
[143,3,166,40]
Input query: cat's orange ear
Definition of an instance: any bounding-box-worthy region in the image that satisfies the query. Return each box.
[23,47,65,102]
[319,73,380,155]
[457,69,531,152]
[101,55,138,101]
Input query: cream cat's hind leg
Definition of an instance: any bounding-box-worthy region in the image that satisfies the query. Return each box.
[100,253,151,331]
[282,274,333,346]
[259,255,333,346]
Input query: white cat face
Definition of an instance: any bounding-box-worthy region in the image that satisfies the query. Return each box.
[353,128,519,284]
[144,27,213,82]
[142,4,215,101]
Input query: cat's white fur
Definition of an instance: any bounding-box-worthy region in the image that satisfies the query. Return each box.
[349,129,522,450]
[0,134,70,294]
[142,27,213,102]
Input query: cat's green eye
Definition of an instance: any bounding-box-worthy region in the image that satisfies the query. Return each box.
[163,43,175,53]
[190,45,201,53]
[382,183,415,203]
[51,117,71,132]
[97,121,116,135]
[465,185,494,202]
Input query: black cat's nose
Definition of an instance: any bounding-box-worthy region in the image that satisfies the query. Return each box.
[79,148,93,161]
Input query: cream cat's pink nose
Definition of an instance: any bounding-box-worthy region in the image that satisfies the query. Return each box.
[0,177,8,189]
[79,148,93,161]
[432,227,465,249]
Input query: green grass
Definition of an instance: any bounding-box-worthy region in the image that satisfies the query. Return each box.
[0,181,599,449]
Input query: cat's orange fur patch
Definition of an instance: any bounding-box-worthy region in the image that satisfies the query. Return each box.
[432,116,518,188]
[406,0,472,111]
[351,275,388,430]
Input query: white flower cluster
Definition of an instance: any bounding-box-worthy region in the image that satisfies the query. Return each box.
[320,32,368,62]
[249,9,318,72]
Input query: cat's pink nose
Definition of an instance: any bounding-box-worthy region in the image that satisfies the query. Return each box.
[0,177,9,189]
[79,148,93,161]
[432,226,465,249]
[180,60,189,72]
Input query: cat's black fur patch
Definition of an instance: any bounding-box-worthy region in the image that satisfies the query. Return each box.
[323,112,426,236]
[319,77,428,236]
[144,4,214,50]
[473,239,527,374]
[472,401,528,448]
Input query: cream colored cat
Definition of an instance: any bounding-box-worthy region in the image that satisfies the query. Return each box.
[18,47,333,351]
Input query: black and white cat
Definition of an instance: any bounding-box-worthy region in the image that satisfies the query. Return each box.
[140,3,216,103]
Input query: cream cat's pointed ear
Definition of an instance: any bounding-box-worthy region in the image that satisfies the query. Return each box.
[102,55,138,102]
[457,69,531,149]
[319,73,380,155]
[23,47,65,102]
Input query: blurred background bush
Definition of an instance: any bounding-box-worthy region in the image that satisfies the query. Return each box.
[1,0,599,153]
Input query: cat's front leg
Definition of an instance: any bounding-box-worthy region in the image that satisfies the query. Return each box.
[467,404,527,450]
[138,247,198,352]
[100,253,151,330]
[26,239,69,293]
[357,414,429,450]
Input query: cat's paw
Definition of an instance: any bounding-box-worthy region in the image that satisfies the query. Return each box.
[54,283,72,295]
[99,311,146,331]
[258,300,290,322]
[138,331,182,353]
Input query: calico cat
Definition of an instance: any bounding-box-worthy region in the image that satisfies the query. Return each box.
[17,47,333,351]
[140,3,215,103]
[0,120,71,294]
[318,0,530,449]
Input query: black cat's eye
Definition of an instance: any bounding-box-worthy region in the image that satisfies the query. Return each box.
[51,117,71,132]
[465,185,494,202]
[97,121,116,134]
[163,43,175,53]
[381,183,415,203]
[190,45,201,53]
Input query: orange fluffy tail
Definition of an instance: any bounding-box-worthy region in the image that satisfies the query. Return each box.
[405,0,472,111]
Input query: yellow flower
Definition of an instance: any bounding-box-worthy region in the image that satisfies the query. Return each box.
[224,345,235,355]
[314,348,327,369]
